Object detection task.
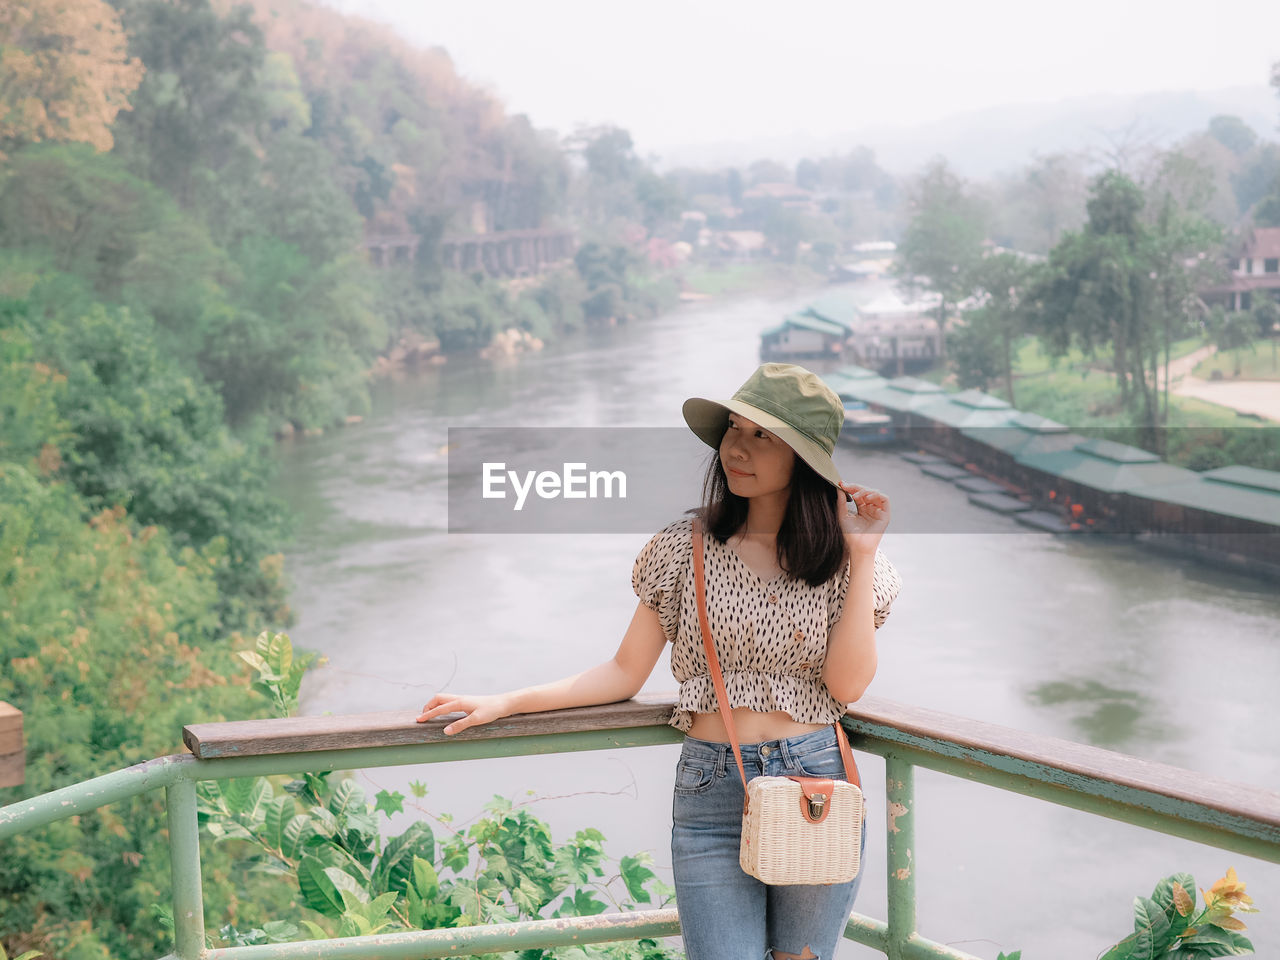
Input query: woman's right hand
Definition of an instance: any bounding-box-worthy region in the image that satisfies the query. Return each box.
[415,692,515,735]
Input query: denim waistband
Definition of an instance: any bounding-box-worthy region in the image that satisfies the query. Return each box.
[679,724,840,764]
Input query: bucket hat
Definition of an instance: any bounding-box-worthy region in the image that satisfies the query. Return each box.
[683,363,845,488]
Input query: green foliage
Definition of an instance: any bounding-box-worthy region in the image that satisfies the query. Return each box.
[1098,868,1257,959]
[191,633,681,958]
[1209,307,1259,375]
[0,291,294,631]
[895,157,987,307]
[0,465,289,959]
[1020,169,1222,452]
[949,307,1007,391]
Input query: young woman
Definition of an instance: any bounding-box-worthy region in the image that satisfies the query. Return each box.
[417,363,901,960]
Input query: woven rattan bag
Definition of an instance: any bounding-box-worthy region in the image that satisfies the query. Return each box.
[691,517,864,885]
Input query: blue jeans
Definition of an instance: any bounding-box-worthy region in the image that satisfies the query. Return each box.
[670,725,870,960]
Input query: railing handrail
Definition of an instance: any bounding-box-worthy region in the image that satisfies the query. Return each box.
[5,693,1280,960]
[178,692,1280,835]
[181,692,677,758]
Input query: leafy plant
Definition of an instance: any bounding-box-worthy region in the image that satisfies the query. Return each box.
[186,632,680,958]
[1099,869,1257,959]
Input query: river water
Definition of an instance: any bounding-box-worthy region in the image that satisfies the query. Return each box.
[276,281,1280,958]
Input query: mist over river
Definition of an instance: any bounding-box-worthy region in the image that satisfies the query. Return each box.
[275,282,1280,958]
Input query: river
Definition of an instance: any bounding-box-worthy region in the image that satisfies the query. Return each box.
[275,281,1280,958]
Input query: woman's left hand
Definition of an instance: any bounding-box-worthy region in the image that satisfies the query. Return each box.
[834,481,891,555]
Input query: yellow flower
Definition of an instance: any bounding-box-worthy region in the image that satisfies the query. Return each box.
[1201,867,1257,913]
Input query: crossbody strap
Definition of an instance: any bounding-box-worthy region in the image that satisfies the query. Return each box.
[690,517,860,818]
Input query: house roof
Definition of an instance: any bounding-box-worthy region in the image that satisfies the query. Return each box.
[803,296,860,329]
[1015,438,1199,494]
[1241,227,1280,260]
[761,312,849,338]
[1127,465,1280,526]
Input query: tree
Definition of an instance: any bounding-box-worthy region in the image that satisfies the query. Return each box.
[1022,170,1218,454]
[747,158,789,185]
[893,158,987,368]
[796,158,821,191]
[1207,115,1257,156]
[1252,298,1280,374]
[1251,59,1280,225]
[110,0,267,210]
[967,252,1033,406]
[1211,306,1258,377]
[0,0,144,157]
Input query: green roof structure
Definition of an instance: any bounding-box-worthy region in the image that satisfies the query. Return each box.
[1127,466,1280,526]
[1015,436,1199,493]
[803,294,860,329]
[761,311,850,339]
[961,411,1078,457]
[913,388,1020,428]
[849,376,948,411]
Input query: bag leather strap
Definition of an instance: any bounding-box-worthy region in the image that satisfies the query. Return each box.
[690,516,860,817]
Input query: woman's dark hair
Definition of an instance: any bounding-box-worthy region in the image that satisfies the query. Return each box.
[691,446,847,587]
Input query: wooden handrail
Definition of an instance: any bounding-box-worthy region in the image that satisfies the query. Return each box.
[0,701,23,788]
[182,692,676,759]
[181,693,1280,834]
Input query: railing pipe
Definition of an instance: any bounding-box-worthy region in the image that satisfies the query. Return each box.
[201,909,681,959]
[167,779,207,960]
[0,754,188,839]
[885,756,917,960]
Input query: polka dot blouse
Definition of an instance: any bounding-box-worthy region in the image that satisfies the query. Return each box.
[632,514,903,733]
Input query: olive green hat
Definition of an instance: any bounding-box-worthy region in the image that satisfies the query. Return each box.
[682,363,845,488]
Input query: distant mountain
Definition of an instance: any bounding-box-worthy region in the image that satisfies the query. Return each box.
[651,85,1278,179]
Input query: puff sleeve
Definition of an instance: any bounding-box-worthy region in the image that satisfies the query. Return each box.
[828,548,902,630]
[631,517,693,643]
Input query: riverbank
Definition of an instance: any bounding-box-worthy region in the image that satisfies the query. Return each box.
[677,260,828,299]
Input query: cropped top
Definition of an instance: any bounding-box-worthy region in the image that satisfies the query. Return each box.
[631,515,902,733]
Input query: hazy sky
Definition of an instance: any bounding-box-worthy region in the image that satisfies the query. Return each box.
[326,0,1278,158]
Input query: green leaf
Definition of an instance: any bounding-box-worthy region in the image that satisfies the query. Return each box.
[219,777,257,815]
[297,856,344,917]
[1179,924,1255,956]
[374,822,435,895]
[1133,896,1171,958]
[298,920,328,940]
[264,631,292,677]
[242,778,272,821]
[412,856,440,900]
[364,891,400,925]
[281,814,314,859]
[326,866,369,905]
[237,650,269,674]
[558,888,607,917]
[336,912,371,938]
[409,780,428,798]
[374,789,405,818]
[619,854,656,905]
[264,796,294,853]
[260,921,298,943]
[328,778,366,820]
[1152,872,1197,911]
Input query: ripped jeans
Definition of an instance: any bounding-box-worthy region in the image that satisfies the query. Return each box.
[670,726,870,960]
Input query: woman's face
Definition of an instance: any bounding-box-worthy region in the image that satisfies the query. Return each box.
[719,413,795,499]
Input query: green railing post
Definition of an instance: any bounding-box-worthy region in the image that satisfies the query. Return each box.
[167,779,206,960]
[885,756,916,960]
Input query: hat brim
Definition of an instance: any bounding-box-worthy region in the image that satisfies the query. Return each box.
[682,396,843,489]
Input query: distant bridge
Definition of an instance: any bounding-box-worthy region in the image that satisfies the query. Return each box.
[364,228,575,276]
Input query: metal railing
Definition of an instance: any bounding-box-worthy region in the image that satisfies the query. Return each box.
[3,693,1279,960]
